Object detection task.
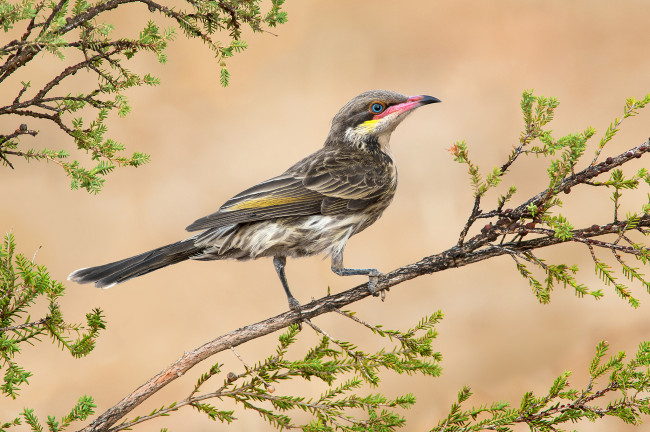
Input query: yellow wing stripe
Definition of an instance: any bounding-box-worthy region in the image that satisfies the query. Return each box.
[226,195,314,211]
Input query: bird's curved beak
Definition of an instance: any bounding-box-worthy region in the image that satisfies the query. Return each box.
[374,94,441,119]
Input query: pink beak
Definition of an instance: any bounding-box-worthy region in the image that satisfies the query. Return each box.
[374,95,441,120]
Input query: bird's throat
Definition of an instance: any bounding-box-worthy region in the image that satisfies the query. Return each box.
[344,122,392,153]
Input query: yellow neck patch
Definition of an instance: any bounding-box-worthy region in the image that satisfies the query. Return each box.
[356,119,379,134]
[344,119,381,147]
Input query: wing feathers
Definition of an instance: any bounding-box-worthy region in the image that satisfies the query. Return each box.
[187,199,322,231]
[186,149,394,232]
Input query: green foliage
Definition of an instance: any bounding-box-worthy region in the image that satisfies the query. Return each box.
[497,185,517,210]
[520,91,559,134]
[116,312,443,431]
[592,94,650,163]
[452,90,650,306]
[441,93,650,432]
[448,140,502,197]
[0,0,287,192]
[0,395,96,432]
[512,253,601,304]
[431,340,650,431]
[546,214,574,241]
[0,232,106,399]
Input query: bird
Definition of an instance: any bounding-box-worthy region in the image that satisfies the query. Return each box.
[68,90,440,310]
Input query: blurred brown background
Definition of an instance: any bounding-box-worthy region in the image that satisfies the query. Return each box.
[2,1,650,430]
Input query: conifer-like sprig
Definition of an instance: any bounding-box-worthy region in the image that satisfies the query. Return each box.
[2,395,97,432]
[109,311,442,431]
[431,340,650,431]
[0,233,106,399]
[0,0,287,192]
[451,91,650,306]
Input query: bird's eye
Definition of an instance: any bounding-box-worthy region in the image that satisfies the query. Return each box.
[370,102,385,114]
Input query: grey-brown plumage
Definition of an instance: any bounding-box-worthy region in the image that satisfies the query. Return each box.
[68,90,440,309]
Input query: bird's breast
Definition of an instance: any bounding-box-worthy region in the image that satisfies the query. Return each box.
[194,212,380,261]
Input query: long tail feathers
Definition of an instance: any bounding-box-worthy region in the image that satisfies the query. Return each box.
[68,239,200,288]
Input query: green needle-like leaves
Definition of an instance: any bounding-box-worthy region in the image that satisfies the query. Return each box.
[0,0,287,192]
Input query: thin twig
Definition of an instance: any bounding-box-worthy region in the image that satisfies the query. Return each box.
[229,345,270,388]
[304,319,373,382]
[31,245,42,263]
[457,195,481,246]
[0,317,49,333]
[2,149,68,168]
[37,0,68,38]
[333,308,409,344]
[590,118,625,167]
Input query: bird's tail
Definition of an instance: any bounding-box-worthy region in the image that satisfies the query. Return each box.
[68,238,200,288]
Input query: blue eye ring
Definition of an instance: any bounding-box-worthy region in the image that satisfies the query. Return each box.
[370,102,385,114]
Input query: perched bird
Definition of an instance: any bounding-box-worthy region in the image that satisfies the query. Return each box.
[68,90,440,310]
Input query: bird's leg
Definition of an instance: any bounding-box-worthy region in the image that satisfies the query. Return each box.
[273,256,302,312]
[331,249,382,297]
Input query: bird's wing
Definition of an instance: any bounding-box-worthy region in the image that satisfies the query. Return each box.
[301,151,394,214]
[185,150,393,232]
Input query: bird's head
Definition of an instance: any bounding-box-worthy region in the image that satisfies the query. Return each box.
[326,90,440,151]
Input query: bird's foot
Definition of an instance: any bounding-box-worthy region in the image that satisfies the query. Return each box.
[287,296,304,329]
[367,270,385,300]
[288,295,301,311]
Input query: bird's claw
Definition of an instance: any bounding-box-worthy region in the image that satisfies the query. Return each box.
[288,296,303,329]
[367,270,384,300]
[288,296,301,310]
